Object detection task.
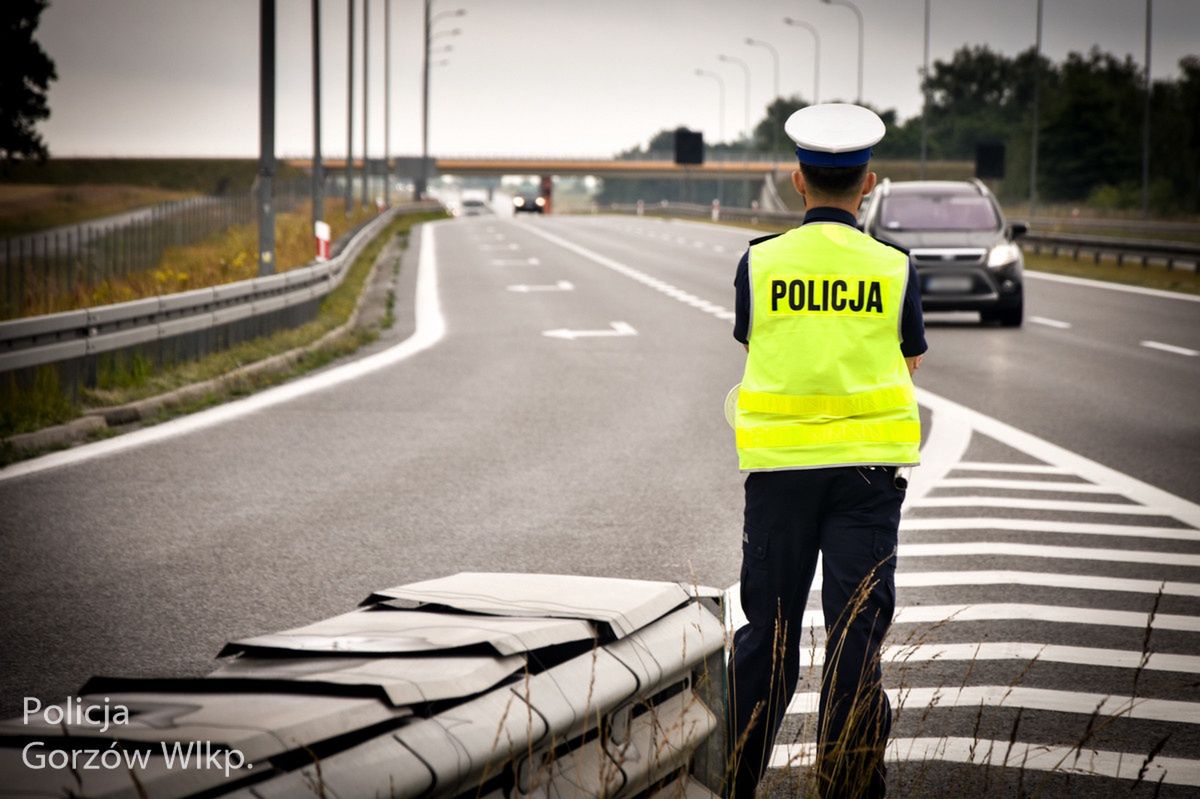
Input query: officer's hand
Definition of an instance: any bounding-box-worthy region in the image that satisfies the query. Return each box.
[905,355,924,376]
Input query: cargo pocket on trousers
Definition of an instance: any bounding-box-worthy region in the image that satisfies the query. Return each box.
[739,526,771,629]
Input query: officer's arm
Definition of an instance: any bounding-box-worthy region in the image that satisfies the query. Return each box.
[900,262,927,377]
[905,355,924,375]
[733,252,750,349]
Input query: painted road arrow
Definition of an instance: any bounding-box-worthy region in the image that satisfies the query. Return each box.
[542,321,637,340]
[507,280,574,293]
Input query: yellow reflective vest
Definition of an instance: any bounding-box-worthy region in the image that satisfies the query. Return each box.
[735,222,921,471]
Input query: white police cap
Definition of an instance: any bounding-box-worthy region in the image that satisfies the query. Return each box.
[784,103,885,167]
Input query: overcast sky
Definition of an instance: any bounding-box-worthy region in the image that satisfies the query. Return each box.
[37,0,1200,158]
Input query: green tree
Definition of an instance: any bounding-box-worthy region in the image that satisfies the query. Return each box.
[1,0,57,163]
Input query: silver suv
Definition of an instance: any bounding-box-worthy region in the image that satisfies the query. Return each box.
[861,179,1028,327]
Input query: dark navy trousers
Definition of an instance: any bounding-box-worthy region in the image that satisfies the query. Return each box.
[728,465,904,798]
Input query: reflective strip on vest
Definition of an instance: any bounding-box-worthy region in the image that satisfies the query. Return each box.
[738,384,915,418]
[736,420,921,449]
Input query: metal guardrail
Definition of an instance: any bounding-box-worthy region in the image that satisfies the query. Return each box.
[0,572,727,798]
[0,201,442,376]
[600,203,1200,268]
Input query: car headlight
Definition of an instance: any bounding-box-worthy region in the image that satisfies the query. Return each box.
[514,197,525,207]
[987,242,1021,268]
[535,197,546,207]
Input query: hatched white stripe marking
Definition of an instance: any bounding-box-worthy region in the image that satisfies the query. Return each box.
[910,497,1169,515]
[771,737,1200,785]
[900,541,1200,567]
[892,569,1200,597]
[823,642,1200,673]
[900,517,1200,541]
[785,685,1200,724]
[951,462,1069,474]
[936,478,1114,493]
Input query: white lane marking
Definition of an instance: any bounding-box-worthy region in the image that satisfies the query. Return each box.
[892,570,1199,597]
[935,478,1113,493]
[1026,269,1200,303]
[773,738,1200,785]
[900,517,1200,541]
[905,408,973,506]
[913,388,1200,531]
[1,222,449,483]
[909,496,1169,515]
[480,243,519,251]
[795,642,1200,673]
[724,595,1200,636]
[951,461,1068,474]
[516,222,734,325]
[506,281,573,293]
[541,321,637,341]
[900,541,1200,567]
[490,257,541,266]
[786,685,1200,724]
[1142,339,1200,357]
[713,244,727,253]
[1030,315,1073,329]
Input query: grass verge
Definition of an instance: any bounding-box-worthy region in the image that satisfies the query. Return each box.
[0,210,445,462]
[0,184,196,237]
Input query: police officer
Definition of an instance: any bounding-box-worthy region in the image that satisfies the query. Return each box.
[728,104,927,798]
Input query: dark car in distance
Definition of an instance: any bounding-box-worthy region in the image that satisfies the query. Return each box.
[861,179,1028,326]
[512,195,546,214]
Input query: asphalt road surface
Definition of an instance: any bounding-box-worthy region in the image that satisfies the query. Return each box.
[1,213,1198,797]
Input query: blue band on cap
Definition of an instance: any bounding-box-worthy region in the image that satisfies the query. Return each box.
[795,146,873,167]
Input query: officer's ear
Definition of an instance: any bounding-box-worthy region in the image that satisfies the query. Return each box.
[861,171,878,198]
[791,169,806,199]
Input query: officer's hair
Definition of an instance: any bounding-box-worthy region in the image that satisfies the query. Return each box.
[799,163,869,199]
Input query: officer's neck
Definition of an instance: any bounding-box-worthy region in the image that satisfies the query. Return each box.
[803,196,860,216]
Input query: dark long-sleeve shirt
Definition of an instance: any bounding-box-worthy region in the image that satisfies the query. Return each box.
[733,206,927,357]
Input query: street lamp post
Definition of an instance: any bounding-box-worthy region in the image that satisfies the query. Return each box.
[746,37,781,161]
[695,68,726,204]
[717,54,752,144]
[418,3,465,200]
[782,18,820,104]
[345,0,354,214]
[920,0,930,179]
[361,0,369,209]
[820,0,864,103]
[311,0,323,229]
[1030,0,1042,215]
[1141,0,1153,218]
[383,0,390,206]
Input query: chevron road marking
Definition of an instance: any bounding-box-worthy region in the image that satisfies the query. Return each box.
[889,570,1198,597]
[909,497,1172,515]
[950,461,1071,474]
[541,321,637,341]
[899,542,1200,567]
[935,478,1118,493]
[792,642,1200,673]
[785,685,1200,724]
[899,517,1200,541]
[770,738,1200,786]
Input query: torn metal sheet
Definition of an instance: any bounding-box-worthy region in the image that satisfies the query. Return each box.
[394,686,547,797]
[208,652,526,707]
[366,572,694,638]
[509,648,638,747]
[1,692,409,764]
[220,608,596,658]
[607,604,725,695]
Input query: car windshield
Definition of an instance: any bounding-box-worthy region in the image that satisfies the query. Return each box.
[880,194,1000,231]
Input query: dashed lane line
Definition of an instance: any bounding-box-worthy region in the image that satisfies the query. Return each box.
[515,222,736,325]
[1030,315,1073,329]
[899,518,1200,542]
[786,685,1200,724]
[889,569,1199,597]
[1142,339,1200,357]
[772,738,1200,786]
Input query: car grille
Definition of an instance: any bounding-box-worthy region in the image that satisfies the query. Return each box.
[908,248,987,265]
